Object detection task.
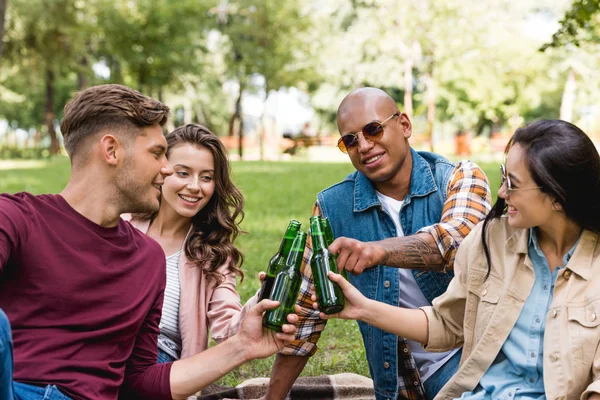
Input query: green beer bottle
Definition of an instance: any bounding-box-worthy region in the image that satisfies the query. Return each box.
[320,217,334,247]
[310,216,345,314]
[319,216,348,279]
[258,219,302,301]
[263,231,307,331]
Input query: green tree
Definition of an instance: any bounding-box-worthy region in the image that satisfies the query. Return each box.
[95,0,211,99]
[212,0,318,158]
[544,0,600,48]
[0,0,6,63]
[2,0,89,154]
[307,0,568,144]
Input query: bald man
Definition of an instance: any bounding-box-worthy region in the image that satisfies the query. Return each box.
[264,88,492,400]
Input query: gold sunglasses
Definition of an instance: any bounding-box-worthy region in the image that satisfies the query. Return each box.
[337,113,399,154]
[500,164,541,193]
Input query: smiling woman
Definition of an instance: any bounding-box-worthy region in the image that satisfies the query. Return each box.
[320,119,600,400]
[124,124,255,364]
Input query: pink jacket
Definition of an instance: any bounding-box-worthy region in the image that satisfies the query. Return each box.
[124,216,255,359]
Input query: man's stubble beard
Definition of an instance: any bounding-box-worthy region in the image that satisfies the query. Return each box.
[114,163,160,215]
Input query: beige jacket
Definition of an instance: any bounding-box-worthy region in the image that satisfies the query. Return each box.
[124,216,255,359]
[421,217,600,400]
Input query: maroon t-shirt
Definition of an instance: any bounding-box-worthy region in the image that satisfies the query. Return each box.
[0,193,172,400]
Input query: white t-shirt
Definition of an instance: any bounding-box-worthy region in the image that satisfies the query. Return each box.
[157,250,182,359]
[376,191,459,382]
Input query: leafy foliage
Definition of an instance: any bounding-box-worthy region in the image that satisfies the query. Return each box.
[544,0,600,48]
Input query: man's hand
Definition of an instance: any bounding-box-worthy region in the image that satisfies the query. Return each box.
[238,299,298,362]
[328,237,386,275]
[312,271,370,321]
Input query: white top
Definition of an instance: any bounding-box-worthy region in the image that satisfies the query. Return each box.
[376,191,459,382]
[157,250,182,360]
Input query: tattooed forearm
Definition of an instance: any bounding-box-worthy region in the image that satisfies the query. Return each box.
[379,233,444,271]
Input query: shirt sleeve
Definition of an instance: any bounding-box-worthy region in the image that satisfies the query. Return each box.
[417,160,492,270]
[0,195,28,272]
[420,222,485,352]
[278,203,327,357]
[121,278,173,399]
[208,262,244,342]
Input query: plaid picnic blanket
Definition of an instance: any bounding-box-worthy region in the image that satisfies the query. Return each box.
[196,373,375,400]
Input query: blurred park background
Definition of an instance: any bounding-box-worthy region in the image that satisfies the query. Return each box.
[0,0,598,386]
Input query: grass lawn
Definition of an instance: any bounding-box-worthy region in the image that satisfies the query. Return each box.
[0,155,500,385]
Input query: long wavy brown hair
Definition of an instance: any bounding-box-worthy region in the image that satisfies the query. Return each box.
[166,124,245,284]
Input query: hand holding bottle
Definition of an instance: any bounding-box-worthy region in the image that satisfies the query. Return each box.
[328,237,386,275]
[311,271,371,321]
[237,299,299,361]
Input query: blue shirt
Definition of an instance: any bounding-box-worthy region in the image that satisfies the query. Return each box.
[457,228,580,400]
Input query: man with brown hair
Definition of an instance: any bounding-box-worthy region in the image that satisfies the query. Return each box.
[0,84,297,400]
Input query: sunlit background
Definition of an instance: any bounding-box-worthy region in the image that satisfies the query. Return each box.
[1,0,599,161]
[0,0,596,385]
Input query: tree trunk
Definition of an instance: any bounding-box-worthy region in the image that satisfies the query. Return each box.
[236,82,244,159]
[183,97,193,125]
[228,111,238,137]
[45,68,59,155]
[109,56,123,83]
[0,0,6,64]
[77,56,88,90]
[560,68,576,123]
[403,58,413,118]
[424,72,435,152]
[259,83,270,161]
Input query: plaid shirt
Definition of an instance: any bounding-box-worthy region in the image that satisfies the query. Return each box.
[279,160,491,399]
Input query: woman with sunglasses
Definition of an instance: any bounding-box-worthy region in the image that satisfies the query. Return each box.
[315,119,600,399]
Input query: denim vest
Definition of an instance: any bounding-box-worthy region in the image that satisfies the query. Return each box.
[317,149,456,399]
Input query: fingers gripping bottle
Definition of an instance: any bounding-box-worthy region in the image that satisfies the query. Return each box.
[258,220,302,301]
[319,216,348,279]
[310,216,345,314]
[263,231,307,331]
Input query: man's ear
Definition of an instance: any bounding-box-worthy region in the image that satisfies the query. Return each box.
[99,134,120,166]
[399,113,412,139]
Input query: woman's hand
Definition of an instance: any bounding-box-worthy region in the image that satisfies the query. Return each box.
[312,271,371,321]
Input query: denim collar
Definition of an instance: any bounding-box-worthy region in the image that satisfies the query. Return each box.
[353,148,438,212]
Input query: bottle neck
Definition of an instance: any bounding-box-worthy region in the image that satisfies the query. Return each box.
[278,223,300,257]
[310,219,327,252]
[278,237,294,257]
[286,233,307,272]
[322,220,334,247]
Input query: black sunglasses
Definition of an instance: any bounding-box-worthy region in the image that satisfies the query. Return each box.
[337,113,399,154]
